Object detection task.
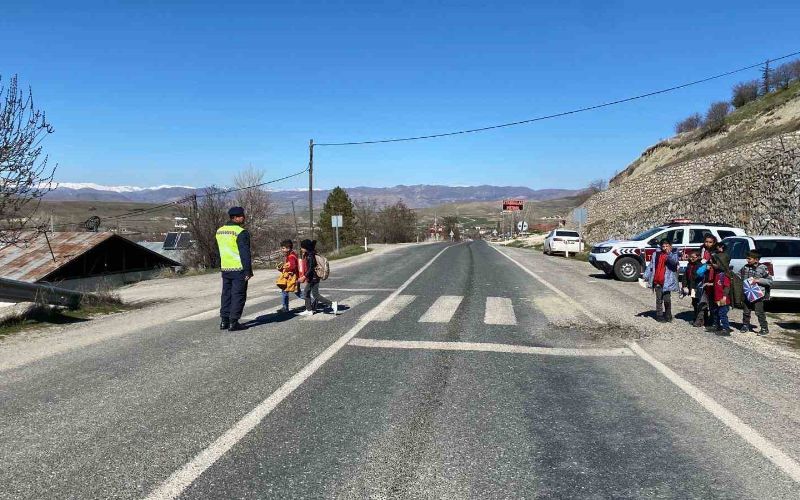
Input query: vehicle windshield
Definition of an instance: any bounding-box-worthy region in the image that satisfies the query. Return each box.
[754,240,800,257]
[556,231,580,237]
[630,227,664,241]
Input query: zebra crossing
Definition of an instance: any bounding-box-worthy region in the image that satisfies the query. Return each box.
[300,293,535,326]
[180,291,574,326]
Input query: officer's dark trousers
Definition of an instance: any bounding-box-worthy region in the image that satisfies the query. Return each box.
[220,271,248,321]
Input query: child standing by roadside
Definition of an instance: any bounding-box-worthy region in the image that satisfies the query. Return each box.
[277,239,303,314]
[709,253,733,335]
[643,238,680,322]
[681,250,703,327]
[739,250,773,335]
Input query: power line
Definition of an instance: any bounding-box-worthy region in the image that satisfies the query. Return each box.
[316,50,800,146]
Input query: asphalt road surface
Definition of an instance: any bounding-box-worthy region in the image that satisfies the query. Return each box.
[1,241,799,499]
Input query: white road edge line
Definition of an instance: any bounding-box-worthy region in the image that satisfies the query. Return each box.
[490,244,607,325]
[349,338,633,357]
[144,244,457,500]
[627,341,800,484]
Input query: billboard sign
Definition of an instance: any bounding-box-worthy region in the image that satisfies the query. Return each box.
[502,199,523,211]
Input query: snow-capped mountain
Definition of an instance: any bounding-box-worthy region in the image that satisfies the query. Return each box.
[45,182,580,209]
[46,184,199,203]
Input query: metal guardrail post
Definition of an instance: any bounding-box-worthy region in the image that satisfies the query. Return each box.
[0,278,85,309]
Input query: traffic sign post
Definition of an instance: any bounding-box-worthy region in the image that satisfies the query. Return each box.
[332,215,343,253]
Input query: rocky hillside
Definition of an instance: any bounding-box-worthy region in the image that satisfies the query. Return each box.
[581,80,800,244]
[611,80,800,185]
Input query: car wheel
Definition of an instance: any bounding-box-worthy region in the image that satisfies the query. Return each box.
[614,257,641,282]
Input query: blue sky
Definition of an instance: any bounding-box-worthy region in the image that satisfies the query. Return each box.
[2,0,799,190]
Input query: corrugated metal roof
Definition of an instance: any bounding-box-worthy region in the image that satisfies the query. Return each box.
[0,232,115,282]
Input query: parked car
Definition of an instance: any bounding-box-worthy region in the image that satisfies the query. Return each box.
[543,229,584,255]
[589,220,746,282]
[722,235,800,300]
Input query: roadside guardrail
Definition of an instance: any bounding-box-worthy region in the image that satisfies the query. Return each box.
[0,278,84,309]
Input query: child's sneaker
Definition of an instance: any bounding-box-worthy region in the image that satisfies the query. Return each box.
[298,310,314,317]
[757,329,769,336]
[739,325,750,333]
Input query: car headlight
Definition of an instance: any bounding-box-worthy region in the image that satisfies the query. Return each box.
[591,246,612,253]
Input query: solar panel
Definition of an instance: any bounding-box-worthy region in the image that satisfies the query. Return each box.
[175,232,192,249]
[163,232,179,250]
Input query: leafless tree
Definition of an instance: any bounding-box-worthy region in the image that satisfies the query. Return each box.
[704,101,731,132]
[772,63,793,90]
[233,166,275,258]
[731,80,759,108]
[376,201,417,243]
[353,197,379,242]
[583,178,608,195]
[0,75,56,247]
[674,113,702,134]
[789,60,800,81]
[180,187,228,268]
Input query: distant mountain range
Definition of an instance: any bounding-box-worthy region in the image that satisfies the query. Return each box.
[46,183,580,210]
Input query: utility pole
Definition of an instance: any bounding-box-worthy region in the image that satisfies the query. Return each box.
[291,200,299,239]
[308,139,314,239]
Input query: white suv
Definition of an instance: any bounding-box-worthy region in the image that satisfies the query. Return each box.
[722,235,800,300]
[543,229,584,255]
[589,220,746,281]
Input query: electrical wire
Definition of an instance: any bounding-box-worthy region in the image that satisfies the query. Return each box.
[316,50,800,146]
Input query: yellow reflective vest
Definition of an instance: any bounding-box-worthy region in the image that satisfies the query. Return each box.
[215,224,245,271]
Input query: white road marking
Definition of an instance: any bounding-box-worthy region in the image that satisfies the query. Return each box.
[145,244,458,500]
[418,295,464,323]
[323,288,395,292]
[484,297,516,325]
[628,341,800,484]
[349,338,634,357]
[177,296,278,322]
[371,294,416,321]
[491,245,607,325]
[304,295,372,321]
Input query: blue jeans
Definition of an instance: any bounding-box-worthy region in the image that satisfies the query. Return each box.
[281,289,303,311]
[713,304,730,330]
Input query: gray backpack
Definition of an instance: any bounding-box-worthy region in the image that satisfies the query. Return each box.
[314,254,330,280]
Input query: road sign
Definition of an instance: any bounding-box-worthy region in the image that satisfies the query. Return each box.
[502,199,523,211]
[571,207,588,224]
[517,221,528,232]
[331,215,343,228]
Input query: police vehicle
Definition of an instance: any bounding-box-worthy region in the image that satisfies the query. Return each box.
[589,219,745,281]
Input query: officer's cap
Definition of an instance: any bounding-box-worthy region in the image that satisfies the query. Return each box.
[228,206,245,217]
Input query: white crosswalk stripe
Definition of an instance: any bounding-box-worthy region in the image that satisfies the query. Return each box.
[418,295,464,323]
[371,295,416,322]
[484,297,517,325]
[304,294,372,321]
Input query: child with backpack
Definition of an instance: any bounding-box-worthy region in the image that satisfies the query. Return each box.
[708,253,733,335]
[298,239,336,317]
[276,239,303,314]
[739,250,773,335]
[681,250,704,327]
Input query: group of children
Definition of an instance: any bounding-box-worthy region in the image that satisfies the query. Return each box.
[277,239,336,317]
[644,234,773,335]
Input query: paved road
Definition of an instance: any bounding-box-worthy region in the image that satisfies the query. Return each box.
[1,241,799,499]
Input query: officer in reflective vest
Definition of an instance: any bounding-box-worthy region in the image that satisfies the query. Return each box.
[216,206,253,331]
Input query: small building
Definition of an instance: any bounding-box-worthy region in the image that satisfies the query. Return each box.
[138,232,192,265]
[0,232,181,291]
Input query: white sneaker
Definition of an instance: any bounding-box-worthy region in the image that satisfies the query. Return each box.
[298,310,314,317]
[332,301,339,315]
